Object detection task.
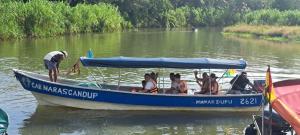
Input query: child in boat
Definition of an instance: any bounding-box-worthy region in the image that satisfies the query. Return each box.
[66,58,80,75]
[131,75,147,92]
[165,73,179,94]
[210,73,219,95]
[174,73,188,94]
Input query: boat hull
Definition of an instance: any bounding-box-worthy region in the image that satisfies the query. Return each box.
[14,69,263,111]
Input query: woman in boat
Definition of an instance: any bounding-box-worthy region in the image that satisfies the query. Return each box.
[141,73,158,93]
[174,73,188,94]
[150,72,159,83]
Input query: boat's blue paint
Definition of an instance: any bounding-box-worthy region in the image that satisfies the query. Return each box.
[0,108,8,134]
[14,70,262,108]
[80,57,247,69]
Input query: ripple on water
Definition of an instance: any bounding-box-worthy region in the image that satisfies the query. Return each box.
[0,57,18,72]
[0,70,37,135]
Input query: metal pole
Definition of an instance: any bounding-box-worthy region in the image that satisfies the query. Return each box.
[117,68,121,89]
[217,69,228,82]
[209,69,211,95]
[162,69,165,93]
[261,93,265,135]
[269,90,272,135]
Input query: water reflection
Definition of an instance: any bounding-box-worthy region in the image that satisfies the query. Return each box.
[1,28,300,134]
[21,106,253,135]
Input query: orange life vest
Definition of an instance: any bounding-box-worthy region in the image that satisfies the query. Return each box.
[148,79,158,93]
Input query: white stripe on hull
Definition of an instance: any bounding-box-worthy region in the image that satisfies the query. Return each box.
[31,92,260,112]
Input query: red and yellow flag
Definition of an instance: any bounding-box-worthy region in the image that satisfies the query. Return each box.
[265,66,276,102]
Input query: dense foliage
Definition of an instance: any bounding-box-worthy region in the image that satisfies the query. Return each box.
[0,0,129,40]
[85,0,300,28]
[1,0,300,40]
[99,0,263,28]
[243,9,300,25]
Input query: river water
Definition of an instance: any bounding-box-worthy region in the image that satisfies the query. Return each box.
[1,28,300,135]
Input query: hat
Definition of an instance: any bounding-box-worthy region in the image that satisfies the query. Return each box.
[61,51,68,58]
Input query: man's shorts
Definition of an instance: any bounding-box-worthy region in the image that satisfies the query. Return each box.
[44,60,57,70]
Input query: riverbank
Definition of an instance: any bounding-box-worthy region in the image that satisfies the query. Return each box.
[223,24,300,42]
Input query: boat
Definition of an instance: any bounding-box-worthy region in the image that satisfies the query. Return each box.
[13,57,263,111]
[244,67,300,135]
[0,108,8,135]
[245,109,293,135]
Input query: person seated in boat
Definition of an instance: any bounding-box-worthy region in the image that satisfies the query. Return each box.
[194,73,219,95]
[165,73,178,94]
[229,71,256,94]
[44,51,68,82]
[209,73,219,95]
[194,71,209,89]
[194,71,210,94]
[66,58,80,75]
[150,72,159,83]
[174,73,188,94]
[131,74,147,92]
[141,73,158,93]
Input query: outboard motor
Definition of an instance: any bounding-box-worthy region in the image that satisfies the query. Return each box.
[244,107,293,135]
[263,109,292,134]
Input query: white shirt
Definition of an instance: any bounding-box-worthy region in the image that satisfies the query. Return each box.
[145,81,155,90]
[171,81,178,89]
[44,51,63,61]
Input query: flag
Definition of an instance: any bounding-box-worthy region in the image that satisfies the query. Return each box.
[265,66,276,102]
[224,69,236,77]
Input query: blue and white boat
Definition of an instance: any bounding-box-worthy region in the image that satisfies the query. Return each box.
[13,57,263,112]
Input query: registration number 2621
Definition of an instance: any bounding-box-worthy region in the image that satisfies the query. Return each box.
[240,98,258,105]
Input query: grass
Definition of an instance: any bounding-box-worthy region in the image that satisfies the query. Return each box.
[223,24,300,42]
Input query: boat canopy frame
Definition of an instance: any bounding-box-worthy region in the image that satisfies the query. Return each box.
[80,57,247,69]
[80,57,247,93]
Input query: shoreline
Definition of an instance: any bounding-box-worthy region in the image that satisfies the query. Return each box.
[223,24,300,42]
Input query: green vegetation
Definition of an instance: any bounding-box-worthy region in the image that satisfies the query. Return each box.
[0,0,130,40]
[2,0,300,40]
[243,9,300,25]
[223,9,300,41]
[223,24,300,41]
